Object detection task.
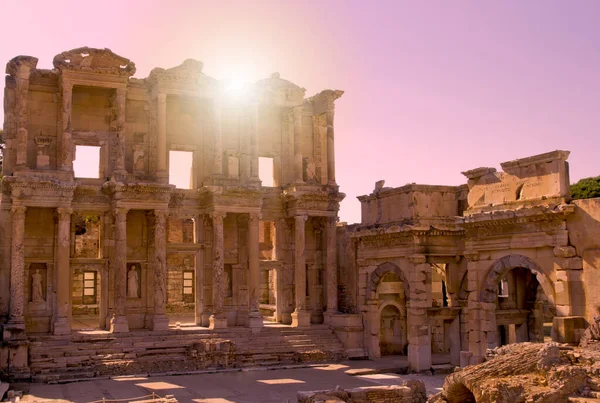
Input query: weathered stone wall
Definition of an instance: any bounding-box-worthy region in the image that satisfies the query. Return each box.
[298,380,427,403]
[567,198,600,323]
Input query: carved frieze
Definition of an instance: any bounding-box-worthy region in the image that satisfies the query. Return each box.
[53,47,136,77]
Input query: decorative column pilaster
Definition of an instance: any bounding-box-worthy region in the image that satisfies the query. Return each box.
[59,79,73,172]
[152,210,169,330]
[8,57,37,172]
[292,214,310,327]
[53,207,72,335]
[110,207,129,333]
[156,93,168,180]
[209,211,227,329]
[212,100,223,177]
[325,100,336,185]
[194,214,205,325]
[6,206,27,334]
[249,103,260,183]
[463,250,485,366]
[113,87,127,179]
[247,213,263,329]
[406,253,432,372]
[293,106,304,184]
[324,216,338,324]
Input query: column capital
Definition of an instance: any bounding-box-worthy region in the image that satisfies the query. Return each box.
[56,207,73,220]
[157,92,167,103]
[113,207,129,222]
[248,212,261,225]
[294,214,308,224]
[408,254,427,265]
[209,211,227,223]
[154,209,169,221]
[327,216,338,227]
[11,205,27,216]
[464,250,480,262]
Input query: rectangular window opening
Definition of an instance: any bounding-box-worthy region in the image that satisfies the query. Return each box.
[74,145,101,178]
[82,271,97,304]
[169,150,194,189]
[183,271,194,295]
[259,157,274,187]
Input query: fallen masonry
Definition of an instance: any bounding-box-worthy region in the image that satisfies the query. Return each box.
[298,380,427,403]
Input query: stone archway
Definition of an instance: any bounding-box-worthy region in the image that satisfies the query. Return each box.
[480,254,556,346]
[366,261,410,302]
[479,254,555,305]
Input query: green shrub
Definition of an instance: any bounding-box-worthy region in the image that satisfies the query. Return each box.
[571,176,600,200]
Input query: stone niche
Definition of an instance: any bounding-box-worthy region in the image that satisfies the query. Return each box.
[463,150,571,213]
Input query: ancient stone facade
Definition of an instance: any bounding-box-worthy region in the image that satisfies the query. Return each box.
[339,150,600,372]
[0,48,344,377]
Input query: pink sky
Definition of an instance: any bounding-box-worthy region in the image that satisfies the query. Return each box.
[2,0,599,223]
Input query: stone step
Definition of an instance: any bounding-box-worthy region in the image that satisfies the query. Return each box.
[431,364,456,375]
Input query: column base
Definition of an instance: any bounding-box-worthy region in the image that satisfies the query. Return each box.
[201,312,211,327]
[248,313,263,332]
[52,317,71,336]
[323,310,339,325]
[291,310,311,328]
[3,320,27,341]
[110,315,130,333]
[152,314,170,331]
[209,314,228,330]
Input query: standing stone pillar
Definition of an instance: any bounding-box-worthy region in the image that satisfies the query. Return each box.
[293,106,304,183]
[156,93,168,179]
[53,208,72,335]
[247,213,263,329]
[59,79,74,172]
[275,218,288,323]
[324,216,338,324]
[212,101,223,177]
[110,207,129,333]
[209,211,227,329]
[194,215,205,325]
[249,103,260,182]
[113,87,127,178]
[325,100,336,185]
[152,210,169,331]
[7,57,37,172]
[292,214,310,327]
[407,254,432,372]
[6,206,27,335]
[464,250,485,365]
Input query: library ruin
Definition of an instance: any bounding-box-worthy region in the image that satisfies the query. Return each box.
[1,47,599,383]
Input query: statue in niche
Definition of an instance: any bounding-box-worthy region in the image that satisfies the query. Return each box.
[127,265,139,298]
[31,269,45,303]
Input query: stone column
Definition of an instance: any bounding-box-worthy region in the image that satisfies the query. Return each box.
[9,57,37,171]
[113,87,127,178]
[7,206,27,332]
[292,214,310,327]
[212,100,223,177]
[53,208,72,335]
[110,207,129,333]
[59,79,73,172]
[209,211,227,329]
[325,101,336,185]
[249,103,260,182]
[194,215,205,325]
[157,93,168,178]
[324,216,338,324]
[247,213,262,329]
[152,210,169,331]
[293,106,304,183]
[407,254,432,372]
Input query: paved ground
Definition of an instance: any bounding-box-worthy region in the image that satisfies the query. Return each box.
[20,359,446,403]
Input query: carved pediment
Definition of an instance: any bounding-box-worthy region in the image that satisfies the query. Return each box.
[53,47,136,77]
[148,59,217,89]
[6,56,38,76]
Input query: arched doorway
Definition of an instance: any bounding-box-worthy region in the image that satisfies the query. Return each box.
[379,304,406,355]
[481,255,555,346]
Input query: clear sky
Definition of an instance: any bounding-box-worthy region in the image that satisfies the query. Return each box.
[2,0,599,223]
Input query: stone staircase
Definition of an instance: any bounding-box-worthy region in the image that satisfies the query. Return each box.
[27,324,346,383]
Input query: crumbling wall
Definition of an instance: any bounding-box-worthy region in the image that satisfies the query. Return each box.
[299,380,427,403]
[567,198,600,323]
